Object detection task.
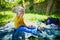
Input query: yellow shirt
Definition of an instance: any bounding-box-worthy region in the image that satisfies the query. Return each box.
[14,15,25,28]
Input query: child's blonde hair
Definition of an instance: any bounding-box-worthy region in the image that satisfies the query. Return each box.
[13,6,24,13]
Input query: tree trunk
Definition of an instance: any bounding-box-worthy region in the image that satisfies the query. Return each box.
[55,0,60,13]
[46,0,54,15]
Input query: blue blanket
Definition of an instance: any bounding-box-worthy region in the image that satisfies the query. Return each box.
[15,25,60,38]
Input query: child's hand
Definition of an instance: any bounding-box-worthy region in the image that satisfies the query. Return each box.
[40,25,45,29]
[25,22,34,27]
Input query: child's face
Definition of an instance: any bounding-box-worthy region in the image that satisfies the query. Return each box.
[17,10,24,17]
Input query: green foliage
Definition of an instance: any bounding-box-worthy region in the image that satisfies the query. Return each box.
[36,0,45,3]
[0,0,21,10]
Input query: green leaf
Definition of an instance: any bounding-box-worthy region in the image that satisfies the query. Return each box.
[36,0,45,3]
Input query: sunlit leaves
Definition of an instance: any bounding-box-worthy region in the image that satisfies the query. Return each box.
[0,0,22,9]
[35,0,45,3]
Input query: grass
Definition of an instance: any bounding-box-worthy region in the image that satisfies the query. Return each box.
[24,12,60,22]
[0,11,60,26]
[24,13,48,22]
[0,11,15,26]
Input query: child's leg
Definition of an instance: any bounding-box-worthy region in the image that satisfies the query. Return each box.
[12,25,37,40]
[12,28,25,40]
[16,25,37,35]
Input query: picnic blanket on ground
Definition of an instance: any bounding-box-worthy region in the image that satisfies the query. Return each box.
[15,26,60,38]
[0,22,60,40]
